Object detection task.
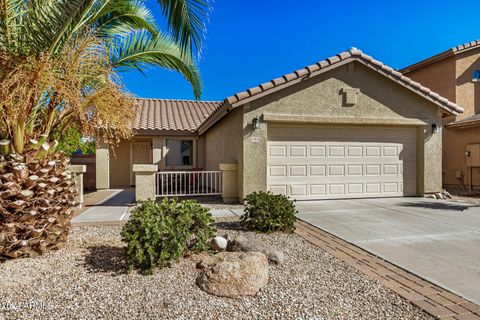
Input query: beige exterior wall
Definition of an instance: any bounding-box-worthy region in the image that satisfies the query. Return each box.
[441,47,480,187]
[196,135,206,169]
[96,139,110,190]
[455,50,480,118]
[237,61,443,198]
[109,139,131,186]
[108,135,202,187]
[405,57,456,103]
[407,48,480,189]
[204,108,244,197]
[443,126,480,188]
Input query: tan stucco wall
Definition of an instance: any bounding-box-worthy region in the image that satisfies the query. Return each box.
[108,135,207,187]
[197,135,206,169]
[204,107,243,197]
[455,50,480,118]
[405,57,456,103]
[237,61,443,198]
[109,139,131,186]
[445,51,480,188]
[407,49,480,189]
[443,126,480,188]
[96,139,110,190]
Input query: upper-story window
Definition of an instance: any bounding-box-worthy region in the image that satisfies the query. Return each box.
[473,69,480,82]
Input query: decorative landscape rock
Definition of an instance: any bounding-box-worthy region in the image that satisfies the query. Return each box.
[210,236,227,251]
[197,251,268,298]
[227,235,286,264]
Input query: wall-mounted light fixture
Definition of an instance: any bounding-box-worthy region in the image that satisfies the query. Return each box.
[431,123,440,134]
[252,116,261,130]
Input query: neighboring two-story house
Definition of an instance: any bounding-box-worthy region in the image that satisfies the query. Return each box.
[401,40,480,190]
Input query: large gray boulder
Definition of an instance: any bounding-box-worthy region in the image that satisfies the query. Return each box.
[197,252,268,298]
[227,235,285,265]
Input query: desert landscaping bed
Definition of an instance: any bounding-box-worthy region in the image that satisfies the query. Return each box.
[0,221,432,320]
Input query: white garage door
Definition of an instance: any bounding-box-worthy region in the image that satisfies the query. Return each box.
[267,126,417,200]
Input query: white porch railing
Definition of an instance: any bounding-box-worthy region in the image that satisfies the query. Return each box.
[155,171,222,197]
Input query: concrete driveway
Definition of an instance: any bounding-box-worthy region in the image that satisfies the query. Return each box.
[296,197,480,304]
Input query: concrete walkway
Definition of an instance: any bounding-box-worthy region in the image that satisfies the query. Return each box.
[72,189,135,223]
[72,190,241,224]
[296,197,480,305]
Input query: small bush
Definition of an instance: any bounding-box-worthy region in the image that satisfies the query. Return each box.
[121,198,215,274]
[241,191,297,233]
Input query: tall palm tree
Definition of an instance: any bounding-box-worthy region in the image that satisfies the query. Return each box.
[0,0,210,98]
[0,0,211,259]
[0,0,210,153]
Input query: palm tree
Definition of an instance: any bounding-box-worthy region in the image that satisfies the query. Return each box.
[0,0,209,98]
[0,0,210,153]
[0,0,211,259]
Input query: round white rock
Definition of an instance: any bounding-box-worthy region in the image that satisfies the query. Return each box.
[210,236,228,251]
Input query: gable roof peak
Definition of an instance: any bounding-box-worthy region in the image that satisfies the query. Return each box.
[401,39,480,73]
[221,49,463,115]
[349,47,362,55]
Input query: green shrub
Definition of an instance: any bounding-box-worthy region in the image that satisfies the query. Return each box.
[121,198,215,274]
[241,191,297,233]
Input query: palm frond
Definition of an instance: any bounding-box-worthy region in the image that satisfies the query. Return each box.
[17,0,93,55]
[0,0,27,52]
[156,0,210,55]
[110,29,202,98]
[95,0,158,38]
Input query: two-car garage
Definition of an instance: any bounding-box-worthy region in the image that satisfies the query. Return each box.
[267,125,418,200]
[206,49,463,201]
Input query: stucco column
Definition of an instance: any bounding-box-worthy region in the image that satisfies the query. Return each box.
[95,139,110,190]
[68,165,87,208]
[152,136,163,169]
[133,164,157,201]
[220,163,239,203]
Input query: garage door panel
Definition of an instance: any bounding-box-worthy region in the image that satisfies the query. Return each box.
[269,145,287,157]
[290,145,307,157]
[310,165,326,176]
[310,184,326,195]
[310,146,326,157]
[329,184,345,195]
[328,146,345,157]
[267,126,417,200]
[348,183,363,195]
[347,165,363,176]
[269,165,287,177]
[290,165,307,177]
[329,165,345,176]
[384,182,399,193]
[347,146,363,157]
[269,185,287,195]
[290,185,307,196]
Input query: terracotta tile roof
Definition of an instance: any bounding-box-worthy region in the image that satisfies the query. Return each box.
[446,113,480,129]
[222,48,463,115]
[401,40,480,74]
[133,98,222,134]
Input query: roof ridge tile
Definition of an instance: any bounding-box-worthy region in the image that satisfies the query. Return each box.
[221,48,463,115]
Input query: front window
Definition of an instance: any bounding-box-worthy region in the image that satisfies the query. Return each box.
[166,139,193,166]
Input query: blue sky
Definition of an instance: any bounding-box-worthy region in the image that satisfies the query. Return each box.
[121,0,480,101]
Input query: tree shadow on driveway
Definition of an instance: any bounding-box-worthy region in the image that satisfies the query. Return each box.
[399,201,473,212]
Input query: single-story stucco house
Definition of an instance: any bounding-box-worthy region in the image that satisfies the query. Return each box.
[96,47,464,201]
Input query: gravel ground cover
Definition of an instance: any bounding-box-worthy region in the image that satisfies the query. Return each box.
[0,221,432,320]
[445,188,480,205]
